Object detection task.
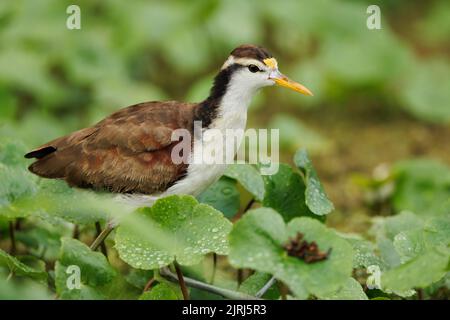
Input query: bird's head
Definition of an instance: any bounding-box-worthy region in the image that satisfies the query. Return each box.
[219,44,313,96]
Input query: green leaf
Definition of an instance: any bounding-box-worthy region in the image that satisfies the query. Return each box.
[344,236,385,269]
[197,177,240,219]
[377,237,401,269]
[59,238,116,287]
[139,282,181,300]
[54,262,104,300]
[373,211,424,241]
[115,195,232,269]
[318,277,368,300]
[55,238,117,300]
[0,138,29,167]
[224,164,265,201]
[0,164,38,215]
[382,247,449,294]
[125,269,154,290]
[393,215,450,263]
[239,272,279,299]
[399,59,450,123]
[392,159,450,216]
[294,149,334,216]
[262,164,320,222]
[8,179,122,225]
[0,139,39,215]
[423,216,450,247]
[0,275,52,300]
[229,208,353,299]
[0,249,47,281]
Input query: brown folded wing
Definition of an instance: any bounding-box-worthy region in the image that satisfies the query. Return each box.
[26,101,196,194]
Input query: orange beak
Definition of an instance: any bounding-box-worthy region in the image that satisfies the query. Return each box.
[270,71,313,96]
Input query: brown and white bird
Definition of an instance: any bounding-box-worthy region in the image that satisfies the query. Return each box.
[25,45,312,206]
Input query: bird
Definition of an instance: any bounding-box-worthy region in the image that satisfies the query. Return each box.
[25,44,312,207]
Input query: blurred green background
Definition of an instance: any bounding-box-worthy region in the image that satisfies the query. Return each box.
[0,0,449,232]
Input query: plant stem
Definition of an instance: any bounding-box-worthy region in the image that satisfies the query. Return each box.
[90,221,115,251]
[233,198,255,222]
[8,221,16,255]
[72,224,79,239]
[94,221,108,256]
[14,218,22,231]
[6,272,13,282]
[237,268,244,286]
[160,267,261,300]
[174,261,190,300]
[278,282,289,300]
[256,276,276,298]
[143,277,155,293]
[210,253,217,284]
[243,198,255,212]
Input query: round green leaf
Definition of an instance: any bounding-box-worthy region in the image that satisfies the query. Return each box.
[115,195,232,269]
[229,208,353,299]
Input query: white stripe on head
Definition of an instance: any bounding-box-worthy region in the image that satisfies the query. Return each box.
[221,56,270,71]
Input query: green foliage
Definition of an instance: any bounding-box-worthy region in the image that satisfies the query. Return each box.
[319,278,368,300]
[370,213,450,296]
[229,208,353,299]
[197,177,240,219]
[391,159,450,216]
[262,164,316,222]
[224,164,265,201]
[0,0,448,300]
[294,149,334,216]
[115,195,232,269]
[382,248,448,295]
[0,249,47,281]
[139,283,182,300]
[55,238,117,299]
[239,272,279,299]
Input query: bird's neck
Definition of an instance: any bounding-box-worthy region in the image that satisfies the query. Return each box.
[196,65,256,131]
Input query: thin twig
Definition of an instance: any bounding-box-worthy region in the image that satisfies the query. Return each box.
[95,222,108,256]
[174,261,190,300]
[143,277,155,293]
[243,198,255,212]
[233,198,255,222]
[255,276,276,298]
[210,253,217,284]
[90,222,115,251]
[9,221,16,255]
[160,267,261,300]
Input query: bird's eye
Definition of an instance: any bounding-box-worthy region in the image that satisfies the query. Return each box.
[248,64,260,73]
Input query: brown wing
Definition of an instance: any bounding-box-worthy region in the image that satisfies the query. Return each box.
[25,101,196,194]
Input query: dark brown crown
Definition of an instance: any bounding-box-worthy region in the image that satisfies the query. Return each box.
[230,44,272,61]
